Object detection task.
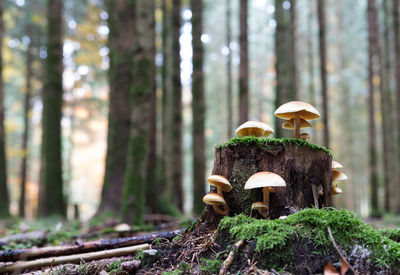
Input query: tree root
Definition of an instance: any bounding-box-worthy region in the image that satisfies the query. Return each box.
[219,239,244,275]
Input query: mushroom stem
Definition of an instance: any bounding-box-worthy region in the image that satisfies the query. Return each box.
[213,204,229,215]
[262,187,270,210]
[293,113,300,138]
[216,186,222,195]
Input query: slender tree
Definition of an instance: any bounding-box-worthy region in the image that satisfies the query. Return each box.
[97,0,133,216]
[191,0,205,215]
[226,0,233,138]
[317,0,330,148]
[0,0,9,218]
[170,0,183,211]
[239,0,248,124]
[290,0,299,100]
[122,0,155,225]
[367,0,379,215]
[38,0,65,216]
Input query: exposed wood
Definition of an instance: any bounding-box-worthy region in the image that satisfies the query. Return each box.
[0,229,182,262]
[219,239,244,275]
[0,244,149,273]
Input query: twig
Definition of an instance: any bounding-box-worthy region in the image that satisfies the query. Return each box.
[219,240,244,275]
[327,226,358,275]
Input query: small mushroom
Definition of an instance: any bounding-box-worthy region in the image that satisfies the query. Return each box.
[282,118,312,130]
[332,186,343,195]
[236,121,274,138]
[274,101,320,138]
[332,160,344,170]
[207,175,232,195]
[203,193,229,215]
[244,172,286,218]
[300,132,311,141]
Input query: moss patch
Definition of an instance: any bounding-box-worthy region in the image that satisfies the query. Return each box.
[217,208,400,271]
[380,228,400,242]
[216,137,332,156]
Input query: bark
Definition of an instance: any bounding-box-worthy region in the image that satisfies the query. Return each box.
[226,0,233,138]
[19,26,33,218]
[97,0,133,216]
[239,0,248,124]
[122,0,155,225]
[38,0,65,217]
[367,0,379,215]
[393,0,400,214]
[191,0,206,216]
[0,0,9,218]
[0,229,182,262]
[317,0,330,148]
[199,142,332,228]
[274,0,296,137]
[290,0,299,100]
[170,0,183,211]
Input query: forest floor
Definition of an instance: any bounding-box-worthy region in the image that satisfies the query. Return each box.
[0,209,399,275]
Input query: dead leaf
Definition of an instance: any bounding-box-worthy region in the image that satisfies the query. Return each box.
[324,262,340,275]
[341,259,350,275]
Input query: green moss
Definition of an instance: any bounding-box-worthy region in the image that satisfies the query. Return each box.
[162,262,192,275]
[217,208,400,269]
[216,137,332,156]
[380,228,400,242]
[199,258,223,274]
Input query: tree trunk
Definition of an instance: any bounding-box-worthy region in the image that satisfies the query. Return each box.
[0,0,9,218]
[191,0,206,216]
[317,0,330,148]
[226,0,233,138]
[367,0,380,215]
[239,0,248,124]
[38,0,65,217]
[393,0,400,214]
[274,0,296,137]
[170,0,183,211]
[199,140,332,228]
[290,0,299,100]
[122,0,155,225]
[97,0,133,216]
[19,26,33,218]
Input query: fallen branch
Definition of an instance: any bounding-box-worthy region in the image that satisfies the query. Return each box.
[0,229,182,262]
[0,243,149,273]
[219,240,244,275]
[327,226,358,275]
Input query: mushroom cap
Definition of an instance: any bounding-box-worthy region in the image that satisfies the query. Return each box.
[333,170,348,181]
[251,202,268,210]
[203,193,226,205]
[244,171,286,189]
[300,133,311,140]
[235,121,274,137]
[332,186,343,195]
[274,101,321,120]
[332,160,344,169]
[282,118,312,129]
[207,175,232,192]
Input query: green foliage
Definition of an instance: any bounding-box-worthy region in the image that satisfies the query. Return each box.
[108,259,123,273]
[181,218,196,232]
[199,258,223,274]
[216,137,332,156]
[380,228,400,242]
[162,262,192,275]
[135,249,145,261]
[217,208,400,269]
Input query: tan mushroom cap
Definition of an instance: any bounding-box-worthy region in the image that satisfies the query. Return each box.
[251,201,268,210]
[244,171,286,189]
[207,175,232,192]
[332,160,344,169]
[282,118,312,129]
[203,193,226,205]
[333,170,348,181]
[274,101,321,120]
[332,186,343,195]
[300,133,311,140]
[236,121,274,137]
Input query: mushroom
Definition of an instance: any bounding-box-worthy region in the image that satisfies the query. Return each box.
[332,186,343,195]
[244,171,286,218]
[332,160,344,169]
[300,132,311,141]
[236,121,274,138]
[282,118,312,130]
[207,175,232,195]
[332,161,348,181]
[274,101,320,138]
[203,193,229,215]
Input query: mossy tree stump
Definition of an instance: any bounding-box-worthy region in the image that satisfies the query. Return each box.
[199,137,333,228]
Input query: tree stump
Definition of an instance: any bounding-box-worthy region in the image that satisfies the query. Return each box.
[199,138,333,229]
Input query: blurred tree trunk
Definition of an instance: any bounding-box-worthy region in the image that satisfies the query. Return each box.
[274,0,296,137]
[19,25,33,218]
[38,0,65,217]
[393,0,400,214]
[367,0,380,215]
[382,0,395,212]
[122,0,154,225]
[290,0,299,100]
[226,0,233,138]
[97,0,133,216]
[239,0,248,124]
[191,0,205,216]
[317,0,330,148]
[170,0,183,211]
[0,0,9,218]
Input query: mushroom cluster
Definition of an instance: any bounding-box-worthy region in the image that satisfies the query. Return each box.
[203,175,232,215]
[332,160,348,196]
[235,121,274,138]
[274,101,320,139]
